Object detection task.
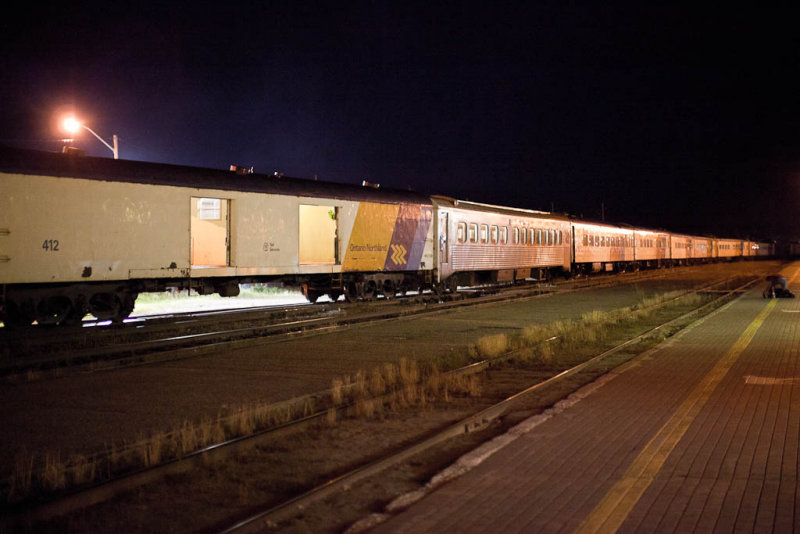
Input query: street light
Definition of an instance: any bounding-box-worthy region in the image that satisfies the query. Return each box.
[61,116,119,159]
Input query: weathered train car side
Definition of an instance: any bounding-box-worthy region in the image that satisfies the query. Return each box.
[0,148,435,324]
[572,221,634,272]
[691,236,714,262]
[433,198,571,288]
[670,234,692,264]
[633,228,670,266]
[716,237,744,260]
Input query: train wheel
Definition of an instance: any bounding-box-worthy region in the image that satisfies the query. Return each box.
[3,301,33,328]
[382,280,396,299]
[35,296,75,326]
[61,305,87,327]
[119,293,137,318]
[447,276,458,294]
[89,292,121,321]
[112,293,137,323]
[344,282,359,303]
[362,281,377,301]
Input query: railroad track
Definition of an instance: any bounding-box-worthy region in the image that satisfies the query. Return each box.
[0,264,734,381]
[0,274,757,532]
[219,275,759,534]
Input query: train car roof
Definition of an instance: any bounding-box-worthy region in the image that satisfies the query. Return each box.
[0,146,432,205]
[431,196,571,221]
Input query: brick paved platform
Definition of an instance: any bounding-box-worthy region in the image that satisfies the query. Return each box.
[370,264,800,533]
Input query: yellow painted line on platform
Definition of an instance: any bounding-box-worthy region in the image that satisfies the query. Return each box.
[576,298,777,534]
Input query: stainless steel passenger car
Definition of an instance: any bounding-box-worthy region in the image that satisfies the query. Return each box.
[433,197,571,288]
[691,236,714,261]
[633,228,670,266]
[716,238,744,259]
[670,234,692,264]
[572,221,634,272]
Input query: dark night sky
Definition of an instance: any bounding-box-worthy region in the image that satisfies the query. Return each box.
[2,2,799,240]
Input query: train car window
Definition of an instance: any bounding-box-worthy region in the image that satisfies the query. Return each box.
[490,225,498,244]
[522,228,528,245]
[513,227,519,245]
[457,222,467,243]
[500,227,508,244]
[480,224,489,244]
[556,230,562,245]
[536,229,542,245]
[469,223,478,243]
[583,234,589,247]
[196,197,221,220]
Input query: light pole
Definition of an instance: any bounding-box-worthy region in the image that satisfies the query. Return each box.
[62,116,119,159]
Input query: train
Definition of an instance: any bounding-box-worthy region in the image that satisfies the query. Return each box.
[0,146,774,326]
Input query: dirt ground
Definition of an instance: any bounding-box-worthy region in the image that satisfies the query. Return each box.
[1,262,780,532]
[21,269,748,533]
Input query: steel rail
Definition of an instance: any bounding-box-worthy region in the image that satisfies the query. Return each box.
[218,276,758,533]
[0,275,753,531]
[1,264,720,381]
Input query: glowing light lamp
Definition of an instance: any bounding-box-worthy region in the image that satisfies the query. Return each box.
[61,115,119,159]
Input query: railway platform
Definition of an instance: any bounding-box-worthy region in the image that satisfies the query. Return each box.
[369,264,800,533]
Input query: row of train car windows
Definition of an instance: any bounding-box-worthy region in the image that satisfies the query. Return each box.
[719,243,743,250]
[583,235,694,249]
[583,234,633,248]
[456,222,565,246]
[582,235,666,248]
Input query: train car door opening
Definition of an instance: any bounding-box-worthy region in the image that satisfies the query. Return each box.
[439,211,449,264]
[299,205,339,264]
[191,197,230,267]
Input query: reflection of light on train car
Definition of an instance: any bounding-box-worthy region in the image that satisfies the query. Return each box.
[0,145,777,327]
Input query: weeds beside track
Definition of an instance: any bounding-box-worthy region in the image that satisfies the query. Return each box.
[1,274,757,532]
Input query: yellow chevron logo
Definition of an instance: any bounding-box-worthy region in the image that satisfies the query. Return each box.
[390,244,407,265]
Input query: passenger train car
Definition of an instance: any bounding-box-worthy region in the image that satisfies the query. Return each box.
[0,146,772,326]
[433,197,571,289]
